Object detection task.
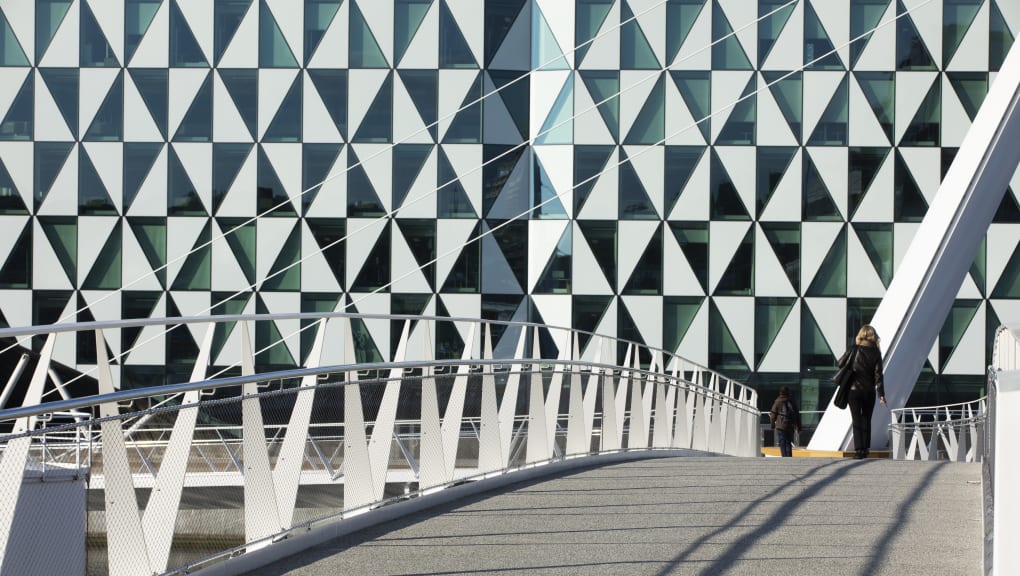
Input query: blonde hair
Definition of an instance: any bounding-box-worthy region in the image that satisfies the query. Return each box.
[856,324,880,346]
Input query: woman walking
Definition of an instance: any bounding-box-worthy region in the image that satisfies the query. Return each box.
[838,325,886,459]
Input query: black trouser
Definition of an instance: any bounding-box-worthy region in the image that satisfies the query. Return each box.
[848,386,875,452]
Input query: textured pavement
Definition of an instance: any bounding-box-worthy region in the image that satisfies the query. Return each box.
[253,457,982,576]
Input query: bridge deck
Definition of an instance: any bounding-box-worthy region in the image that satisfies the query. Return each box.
[253,457,981,576]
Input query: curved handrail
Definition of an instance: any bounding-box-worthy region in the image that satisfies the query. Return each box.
[889,395,986,463]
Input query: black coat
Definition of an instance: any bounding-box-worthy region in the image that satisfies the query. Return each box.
[838,343,885,398]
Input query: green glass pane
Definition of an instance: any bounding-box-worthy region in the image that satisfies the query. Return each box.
[758,0,795,66]
[0,10,28,66]
[805,1,843,69]
[755,297,795,367]
[716,77,755,145]
[123,143,162,212]
[40,69,78,138]
[669,221,708,292]
[34,142,73,210]
[623,224,662,295]
[667,0,707,65]
[803,155,841,221]
[756,146,796,216]
[305,0,340,64]
[808,77,848,146]
[573,145,613,214]
[349,1,388,68]
[128,217,167,286]
[664,296,704,353]
[443,74,482,144]
[259,0,298,67]
[215,218,255,284]
[353,72,393,143]
[894,151,928,221]
[619,151,657,219]
[948,72,988,120]
[992,242,1020,298]
[939,300,980,367]
[168,147,207,216]
[848,147,890,218]
[482,145,526,217]
[578,220,616,289]
[36,0,72,62]
[855,71,894,142]
[806,226,847,297]
[943,0,983,67]
[761,222,800,292]
[173,72,212,142]
[709,150,750,220]
[580,71,619,142]
[306,218,345,287]
[900,78,940,146]
[263,225,301,291]
[851,0,890,66]
[970,237,985,295]
[711,2,751,70]
[0,222,29,288]
[714,227,754,296]
[440,222,480,293]
[991,2,1015,72]
[0,74,32,141]
[400,69,438,140]
[665,146,704,216]
[441,0,478,68]
[621,1,660,69]
[80,1,119,66]
[348,317,383,363]
[351,222,391,292]
[393,144,433,210]
[254,314,296,366]
[624,74,664,145]
[129,69,168,139]
[0,159,26,214]
[171,222,211,291]
[671,71,711,141]
[213,0,250,63]
[301,143,340,214]
[437,148,476,218]
[84,72,123,142]
[573,295,613,352]
[397,219,436,289]
[79,148,117,215]
[170,0,209,67]
[801,305,835,369]
[763,71,802,141]
[854,222,893,287]
[83,222,122,290]
[533,155,568,218]
[263,74,302,142]
[308,69,348,139]
[346,148,385,217]
[709,301,748,372]
[576,0,613,64]
[212,143,253,214]
[536,75,573,144]
[257,146,296,217]
[896,0,935,69]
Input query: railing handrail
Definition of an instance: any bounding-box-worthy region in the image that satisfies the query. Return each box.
[889,397,986,416]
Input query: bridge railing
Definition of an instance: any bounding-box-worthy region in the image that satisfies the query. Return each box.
[888,398,985,462]
[0,314,757,576]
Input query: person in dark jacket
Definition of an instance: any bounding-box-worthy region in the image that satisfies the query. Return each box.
[838,324,886,459]
[769,386,800,457]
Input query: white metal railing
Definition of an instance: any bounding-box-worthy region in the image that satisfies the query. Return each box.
[889,398,986,462]
[986,326,1020,575]
[0,314,758,576]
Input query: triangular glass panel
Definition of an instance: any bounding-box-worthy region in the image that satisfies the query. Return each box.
[443,73,482,143]
[970,237,985,296]
[263,224,301,291]
[482,145,526,217]
[253,299,297,366]
[621,224,662,295]
[943,0,983,67]
[259,0,298,67]
[537,74,573,144]
[900,78,940,146]
[714,226,754,296]
[301,142,341,214]
[712,2,751,70]
[664,296,704,354]
[578,220,616,290]
[213,0,251,64]
[580,70,619,142]
[991,1,1015,72]
[123,143,162,213]
[756,146,796,216]
[855,71,895,143]
[80,1,119,67]
[848,147,890,218]
[716,76,756,145]
[300,292,339,359]
[170,0,209,67]
[488,220,529,292]
[573,144,614,215]
[576,0,613,65]
[440,0,478,68]
[665,146,705,216]
[129,69,168,139]
[0,73,32,140]
[0,222,30,288]
[35,0,73,63]
[34,142,74,210]
[754,297,795,368]
[308,69,348,140]
[83,221,123,290]
[393,144,432,210]
[171,221,212,291]
[353,71,393,143]
[440,221,481,292]
[709,150,750,220]
[395,0,432,65]
[617,302,648,363]
[948,72,988,121]
[127,217,168,286]
[803,155,842,221]
[305,218,345,287]
[669,221,708,292]
[938,299,980,367]
[619,150,657,219]
[671,71,711,141]
[215,218,255,284]
[395,219,436,289]
[667,0,707,65]
[437,148,476,218]
[84,72,124,141]
[992,240,1020,298]
[210,292,251,362]
[40,69,78,138]
[212,143,252,214]
[624,73,664,145]
[893,151,928,221]
[621,0,660,69]
[763,71,802,141]
[850,0,891,66]
[994,188,1020,223]
[854,222,893,287]
[219,69,258,139]
[758,0,796,67]
[78,148,117,215]
[800,304,835,369]
[0,9,29,66]
[257,145,296,217]
[173,71,212,142]
[346,147,385,217]
[264,74,302,142]
[488,70,529,139]
[305,0,341,64]
[533,155,568,218]
[351,221,391,292]
[349,0,388,68]
[391,292,431,351]
[805,1,844,69]
[709,300,749,373]
[806,226,847,296]
[761,222,800,292]
[574,295,614,353]
[896,0,936,69]
[343,312,383,363]
[0,158,27,214]
[122,291,163,353]
[808,76,848,146]
[168,147,207,216]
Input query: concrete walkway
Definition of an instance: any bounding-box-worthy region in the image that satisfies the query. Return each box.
[254,457,982,576]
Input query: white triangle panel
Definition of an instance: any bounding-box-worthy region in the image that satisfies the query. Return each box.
[676,298,708,367]
[754,225,796,297]
[578,0,619,70]
[255,218,297,286]
[850,150,893,222]
[943,305,985,375]
[173,143,213,214]
[257,69,300,140]
[901,0,941,67]
[168,291,212,346]
[987,224,1020,295]
[804,297,847,361]
[672,1,710,69]
[213,73,253,142]
[756,74,798,146]
[210,221,253,293]
[81,290,122,355]
[121,223,163,291]
[391,226,432,293]
[302,73,344,144]
[758,303,801,373]
[668,149,709,221]
[716,0,756,66]
[398,0,437,68]
[947,2,989,72]
[622,295,663,350]
[618,221,659,290]
[76,216,118,285]
[528,219,569,292]
[533,295,573,342]
[708,221,751,293]
[810,0,849,67]
[895,71,938,144]
[0,215,26,272]
[0,290,30,334]
[0,143,30,209]
[78,68,119,138]
[665,75,707,145]
[622,144,662,218]
[847,227,888,298]
[853,0,896,71]
[800,222,843,291]
[574,73,616,145]
[397,147,437,218]
[37,143,78,216]
[175,0,214,65]
[940,73,973,148]
[571,221,614,295]
[348,69,390,141]
[714,296,754,368]
[346,217,388,288]
[217,0,257,68]
[619,70,660,143]
[802,71,845,141]
[442,144,483,217]
[86,0,125,65]
[710,71,752,143]
[83,142,123,213]
[265,0,303,65]
[168,69,210,138]
[351,143,392,214]
[215,144,257,217]
[848,75,891,146]
[436,218,477,290]
[663,223,705,297]
[127,144,168,217]
[35,72,74,142]
[258,292,302,362]
[125,294,168,365]
[32,220,73,289]
[123,72,164,142]
[299,223,342,291]
[535,0,575,69]
[893,222,920,275]
[262,142,303,214]
[354,0,393,66]
[166,216,208,287]
[807,147,848,219]
[715,146,756,220]
[304,145,346,218]
[393,73,433,144]
[39,0,78,67]
[128,0,168,67]
[762,1,803,71]
[759,149,802,222]
[957,273,982,299]
[0,0,34,63]
[899,147,940,204]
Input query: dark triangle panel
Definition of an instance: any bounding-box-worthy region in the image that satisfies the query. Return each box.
[580,70,619,142]
[991,1,1016,72]
[896,0,936,69]
[257,145,296,216]
[938,300,980,367]
[353,71,393,142]
[305,0,340,64]
[948,72,988,121]
[170,221,212,291]
[440,222,481,293]
[671,71,711,141]
[618,149,656,219]
[482,144,527,218]
[850,0,890,66]
[122,291,164,352]
[350,221,391,292]
[439,0,478,68]
[853,222,893,287]
[343,312,383,363]
[435,299,467,360]
[82,220,123,290]
[124,143,163,213]
[848,147,890,218]
[129,69,168,139]
[346,147,385,217]
[573,294,614,353]
[800,302,835,366]
[80,1,119,67]
[855,71,895,143]
[264,73,302,142]
[578,220,617,291]
[758,0,795,67]
[763,71,802,142]
[443,73,482,143]
[803,154,841,221]
[708,299,748,373]
[173,71,213,142]
[0,73,32,140]
[807,76,848,146]
[212,143,253,214]
[213,0,252,64]
[254,295,297,366]
[575,0,612,65]
[78,147,117,215]
[756,146,796,216]
[533,224,571,294]
[0,221,30,288]
[0,9,28,65]
[302,142,341,214]
[168,146,207,216]
[305,218,346,288]
[393,144,433,209]
[262,222,301,291]
[215,218,255,284]
[714,227,754,296]
[942,0,982,67]
[621,0,661,69]
[573,144,614,215]
[437,147,476,218]
[219,69,258,139]
[488,220,529,293]
[38,217,76,283]
[527,298,561,359]
[899,77,940,146]
[485,0,527,66]
[617,299,650,365]
[665,146,704,217]
[893,151,929,222]
[40,68,79,138]
[669,222,708,293]
[623,73,664,145]
[395,218,436,290]
[0,157,26,213]
[349,0,388,68]
[307,69,348,139]
[994,188,1020,223]
[806,225,848,297]
[712,2,752,70]
[488,70,529,140]
[259,0,298,67]
[533,155,568,218]
[34,142,74,211]
[622,223,662,295]
[761,222,800,292]
[84,71,124,141]
[400,69,439,140]
[127,216,168,287]
[210,292,252,362]
[170,0,209,67]
[804,1,843,69]
[481,230,523,295]
[754,297,795,368]
[715,76,756,145]
[666,0,706,65]
[709,150,750,220]
[664,296,704,354]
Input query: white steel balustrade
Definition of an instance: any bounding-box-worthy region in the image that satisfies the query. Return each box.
[888,398,985,463]
[0,314,758,576]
